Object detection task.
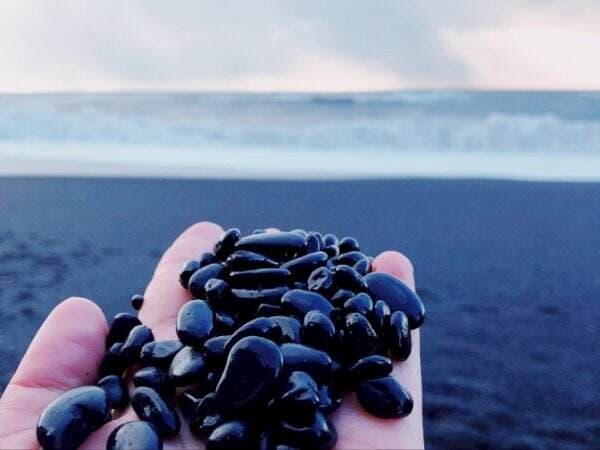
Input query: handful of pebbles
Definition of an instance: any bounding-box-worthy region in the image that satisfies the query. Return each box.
[36,229,426,450]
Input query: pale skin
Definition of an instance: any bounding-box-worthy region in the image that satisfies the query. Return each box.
[0,222,424,449]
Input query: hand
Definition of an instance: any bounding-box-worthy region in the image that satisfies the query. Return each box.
[0,222,424,449]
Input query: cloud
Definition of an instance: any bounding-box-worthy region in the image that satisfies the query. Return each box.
[0,0,599,92]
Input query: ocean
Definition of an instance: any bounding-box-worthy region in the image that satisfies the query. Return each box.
[2,91,600,180]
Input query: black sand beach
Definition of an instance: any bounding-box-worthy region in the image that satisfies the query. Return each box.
[1,177,599,449]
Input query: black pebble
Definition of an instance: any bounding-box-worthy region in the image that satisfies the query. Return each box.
[169,346,206,386]
[323,234,338,246]
[364,272,426,329]
[281,252,328,281]
[307,267,336,297]
[388,310,412,361]
[120,324,154,361]
[278,412,337,450]
[225,250,279,270]
[215,336,283,413]
[330,289,355,307]
[205,278,231,310]
[234,232,308,262]
[306,232,322,253]
[334,265,368,292]
[207,420,253,450]
[353,258,371,276]
[189,393,224,438]
[106,421,163,450]
[335,251,368,266]
[370,299,391,333]
[280,343,334,383]
[270,315,302,343]
[230,287,289,312]
[224,317,282,352]
[338,236,359,253]
[203,335,230,367]
[355,376,413,418]
[347,355,393,385]
[342,313,379,361]
[228,268,291,289]
[318,385,343,414]
[132,366,172,397]
[271,371,320,422]
[131,386,181,438]
[36,386,111,450]
[176,300,214,347]
[188,263,226,298]
[131,294,144,311]
[199,252,218,267]
[140,340,184,367]
[179,260,201,289]
[98,375,129,410]
[302,311,336,352]
[106,313,141,348]
[281,289,334,319]
[214,228,241,260]
[256,303,284,317]
[343,292,373,316]
[98,342,126,377]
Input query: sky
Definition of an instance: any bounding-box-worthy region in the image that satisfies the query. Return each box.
[1,0,599,92]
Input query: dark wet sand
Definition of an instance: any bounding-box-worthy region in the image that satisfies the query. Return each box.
[0,177,599,449]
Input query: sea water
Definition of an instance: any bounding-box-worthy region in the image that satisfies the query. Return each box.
[1,91,600,180]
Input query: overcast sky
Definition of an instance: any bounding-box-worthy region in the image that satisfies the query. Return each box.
[1,0,599,92]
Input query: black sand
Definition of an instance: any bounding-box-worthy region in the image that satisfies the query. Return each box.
[1,177,599,449]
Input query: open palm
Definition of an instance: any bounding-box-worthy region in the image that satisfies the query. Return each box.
[0,222,424,449]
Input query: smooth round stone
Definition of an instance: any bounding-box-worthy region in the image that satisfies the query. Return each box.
[234,232,308,262]
[353,258,371,276]
[169,346,206,386]
[179,259,201,288]
[215,336,283,413]
[214,228,241,260]
[188,263,226,298]
[97,375,129,410]
[214,311,238,334]
[224,317,282,352]
[130,294,144,311]
[226,250,279,270]
[338,236,360,253]
[140,340,184,367]
[355,376,413,418]
[205,371,221,391]
[335,251,368,266]
[278,412,337,450]
[132,366,172,397]
[323,244,339,258]
[207,420,253,450]
[189,393,224,438]
[176,300,214,347]
[343,292,374,316]
[388,310,412,361]
[106,313,141,348]
[256,303,284,317]
[271,371,320,421]
[36,386,110,450]
[369,299,391,333]
[270,315,302,343]
[180,390,203,420]
[334,265,368,292]
[301,311,336,352]
[322,234,338,246]
[199,252,218,268]
[98,342,126,377]
[228,268,291,289]
[347,355,393,385]
[120,324,154,360]
[106,421,163,450]
[281,289,334,319]
[230,286,290,310]
[131,387,181,438]
[342,313,380,360]
[307,267,336,297]
[330,289,355,307]
[281,252,328,281]
[205,278,231,309]
[318,385,343,414]
[364,272,426,329]
[280,343,334,383]
[306,233,322,253]
[203,335,230,367]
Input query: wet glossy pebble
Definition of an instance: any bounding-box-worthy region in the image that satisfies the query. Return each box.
[179,259,201,288]
[189,393,224,437]
[388,310,412,361]
[270,315,302,343]
[169,346,206,386]
[347,355,393,385]
[131,386,181,438]
[280,343,334,383]
[307,267,336,297]
[235,232,308,262]
[205,278,231,309]
[140,340,184,367]
[205,371,221,391]
[318,385,343,414]
[323,234,338,246]
[335,251,368,266]
[370,299,391,333]
[120,324,154,360]
[228,268,291,289]
[215,336,283,413]
[281,251,328,281]
[271,371,320,422]
[338,236,360,253]
[226,250,279,270]
[98,342,126,377]
[278,412,337,450]
[214,228,241,260]
[342,313,380,361]
[132,366,172,397]
[343,292,373,316]
[214,311,238,334]
[176,300,214,347]
[224,317,282,352]
[365,272,426,329]
[301,311,336,352]
[203,335,230,367]
[199,252,218,267]
[282,289,334,318]
[207,420,253,450]
[106,421,163,450]
[36,386,110,450]
[98,375,129,410]
[188,263,226,298]
[334,265,368,292]
[353,258,371,276]
[355,376,413,418]
[230,286,289,311]
[180,390,203,420]
[330,289,355,307]
[130,294,144,311]
[306,232,321,253]
[106,313,141,348]
[323,245,339,258]
[256,303,284,317]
